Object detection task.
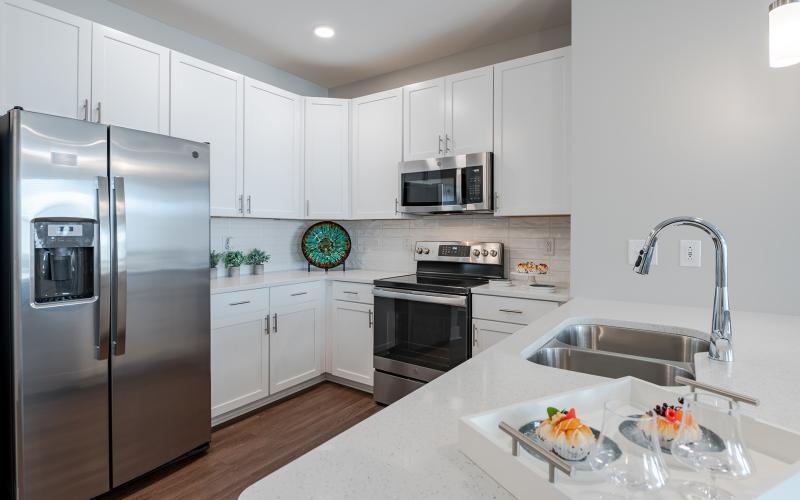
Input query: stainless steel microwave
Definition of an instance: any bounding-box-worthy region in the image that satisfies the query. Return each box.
[397,152,493,214]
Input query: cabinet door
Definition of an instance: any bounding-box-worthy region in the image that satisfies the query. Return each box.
[211,316,269,418]
[170,51,244,217]
[351,88,402,219]
[445,66,493,156]
[304,97,350,219]
[331,301,373,386]
[91,25,169,133]
[270,301,322,393]
[403,78,445,161]
[472,319,524,356]
[494,48,570,216]
[0,0,90,118]
[244,77,304,218]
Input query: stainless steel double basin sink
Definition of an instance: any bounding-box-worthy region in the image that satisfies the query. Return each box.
[528,324,710,386]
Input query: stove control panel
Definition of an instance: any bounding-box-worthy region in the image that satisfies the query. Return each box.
[414,241,503,265]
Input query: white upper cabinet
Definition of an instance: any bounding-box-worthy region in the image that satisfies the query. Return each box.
[493,47,570,216]
[91,25,169,133]
[351,88,403,219]
[244,77,304,219]
[403,78,445,160]
[445,66,493,155]
[170,52,244,217]
[0,0,90,118]
[304,97,350,219]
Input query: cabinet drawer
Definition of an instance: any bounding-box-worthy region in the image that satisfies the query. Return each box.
[211,288,269,323]
[270,281,321,308]
[332,281,373,304]
[472,295,559,325]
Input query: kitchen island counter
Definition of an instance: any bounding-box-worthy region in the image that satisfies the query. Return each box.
[240,297,800,499]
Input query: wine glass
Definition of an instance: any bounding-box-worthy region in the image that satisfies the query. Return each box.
[588,400,670,495]
[671,392,754,500]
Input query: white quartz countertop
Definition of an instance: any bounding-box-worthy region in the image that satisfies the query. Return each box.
[240,297,800,500]
[472,282,570,303]
[210,269,407,295]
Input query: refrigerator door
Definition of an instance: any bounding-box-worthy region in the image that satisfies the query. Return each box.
[109,126,210,486]
[6,110,111,498]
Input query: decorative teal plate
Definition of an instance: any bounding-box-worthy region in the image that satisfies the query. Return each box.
[301,221,351,270]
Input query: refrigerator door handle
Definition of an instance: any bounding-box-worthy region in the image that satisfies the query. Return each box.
[96,176,111,360]
[113,176,128,356]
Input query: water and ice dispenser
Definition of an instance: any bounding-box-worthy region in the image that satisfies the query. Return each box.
[32,220,96,304]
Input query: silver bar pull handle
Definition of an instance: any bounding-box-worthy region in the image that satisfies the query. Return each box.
[445,134,451,153]
[472,322,478,348]
[238,194,244,214]
[229,300,251,306]
[112,177,127,356]
[273,313,277,333]
[438,135,443,155]
[674,376,760,406]
[306,199,310,217]
[96,176,111,360]
[368,309,373,328]
[265,315,270,335]
[95,101,102,123]
[395,197,399,215]
[342,291,358,295]
[498,421,572,483]
[499,309,523,314]
[290,291,307,297]
[247,195,252,214]
[83,98,89,121]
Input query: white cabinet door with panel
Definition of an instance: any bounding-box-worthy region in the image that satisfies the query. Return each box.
[91,25,169,133]
[445,66,493,155]
[244,77,304,218]
[304,97,350,219]
[331,301,374,386]
[170,51,244,217]
[269,300,322,393]
[351,88,403,219]
[0,0,90,118]
[403,78,445,161]
[472,318,524,356]
[493,47,570,216]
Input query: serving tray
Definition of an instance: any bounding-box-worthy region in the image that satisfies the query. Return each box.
[458,377,800,499]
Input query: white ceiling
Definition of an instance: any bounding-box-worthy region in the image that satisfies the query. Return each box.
[110,0,571,88]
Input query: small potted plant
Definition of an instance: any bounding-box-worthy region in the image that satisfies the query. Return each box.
[209,250,222,279]
[223,250,245,278]
[245,248,270,275]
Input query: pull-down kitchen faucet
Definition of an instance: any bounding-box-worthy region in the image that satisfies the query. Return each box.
[634,217,733,362]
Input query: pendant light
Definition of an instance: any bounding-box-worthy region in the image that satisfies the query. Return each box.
[769,0,800,67]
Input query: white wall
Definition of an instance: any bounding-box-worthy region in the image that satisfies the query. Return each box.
[211,216,571,285]
[571,0,800,315]
[329,25,570,98]
[36,0,327,96]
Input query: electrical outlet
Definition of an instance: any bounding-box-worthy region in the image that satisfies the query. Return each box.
[680,240,701,267]
[628,240,658,265]
[544,238,555,256]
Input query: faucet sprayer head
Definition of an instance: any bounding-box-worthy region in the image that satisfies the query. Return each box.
[633,240,656,275]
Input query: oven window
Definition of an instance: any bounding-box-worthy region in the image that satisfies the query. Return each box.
[401,169,458,206]
[373,296,469,372]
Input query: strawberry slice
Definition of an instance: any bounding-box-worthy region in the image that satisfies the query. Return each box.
[563,408,576,420]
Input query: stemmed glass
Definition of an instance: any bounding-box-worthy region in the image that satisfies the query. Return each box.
[671,392,754,500]
[588,400,669,496]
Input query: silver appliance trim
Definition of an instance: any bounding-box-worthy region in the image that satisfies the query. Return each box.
[398,152,492,214]
[413,240,503,265]
[96,176,111,360]
[372,287,468,307]
[373,356,445,383]
[112,176,127,356]
[373,371,426,406]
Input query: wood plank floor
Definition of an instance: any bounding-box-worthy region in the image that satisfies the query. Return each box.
[100,382,381,500]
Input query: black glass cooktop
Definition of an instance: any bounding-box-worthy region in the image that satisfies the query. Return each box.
[373,273,489,295]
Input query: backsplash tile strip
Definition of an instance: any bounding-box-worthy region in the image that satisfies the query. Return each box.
[210,215,570,285]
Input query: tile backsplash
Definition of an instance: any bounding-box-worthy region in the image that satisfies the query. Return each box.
[211,215,570,285]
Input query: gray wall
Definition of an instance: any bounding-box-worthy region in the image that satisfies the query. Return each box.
[38,0,327,96]
[329,24,571,98]
[571,0,800,315]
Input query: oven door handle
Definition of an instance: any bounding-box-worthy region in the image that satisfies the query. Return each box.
[373,287,467,307]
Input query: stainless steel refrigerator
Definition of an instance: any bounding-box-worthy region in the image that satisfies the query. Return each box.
[1,108,211,499]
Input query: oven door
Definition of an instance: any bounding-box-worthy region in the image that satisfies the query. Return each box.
[373,288,470,377]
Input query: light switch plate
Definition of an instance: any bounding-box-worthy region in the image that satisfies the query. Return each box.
[544,238,555,256]
[680,240,701,267]
[628,240,658,265]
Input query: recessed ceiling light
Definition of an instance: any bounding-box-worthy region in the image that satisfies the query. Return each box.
[314,25,335,39]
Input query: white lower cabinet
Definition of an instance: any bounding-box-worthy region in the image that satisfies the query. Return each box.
[331,300,374,386]
[471,318,524,356]
[269,300,323,393]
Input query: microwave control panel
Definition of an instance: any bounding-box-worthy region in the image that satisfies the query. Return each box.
[464,166,484,204]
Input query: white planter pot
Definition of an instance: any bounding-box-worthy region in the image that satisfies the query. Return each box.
[227,266,240,278]
[252,264,264,275]
[210,267,218,280]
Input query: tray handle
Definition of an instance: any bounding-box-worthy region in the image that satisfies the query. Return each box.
[498,421,572,483]
[675,376,760,406]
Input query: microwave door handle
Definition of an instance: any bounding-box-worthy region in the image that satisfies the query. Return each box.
[455,167,464,206]
[113,177,127,356]
[96,176,111,360]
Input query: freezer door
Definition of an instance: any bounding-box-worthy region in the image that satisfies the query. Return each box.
[109,126,210,486]
[6,110,111,499]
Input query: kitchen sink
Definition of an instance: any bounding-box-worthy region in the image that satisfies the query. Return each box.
[529,323,709,386]
[553,324,710,363]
